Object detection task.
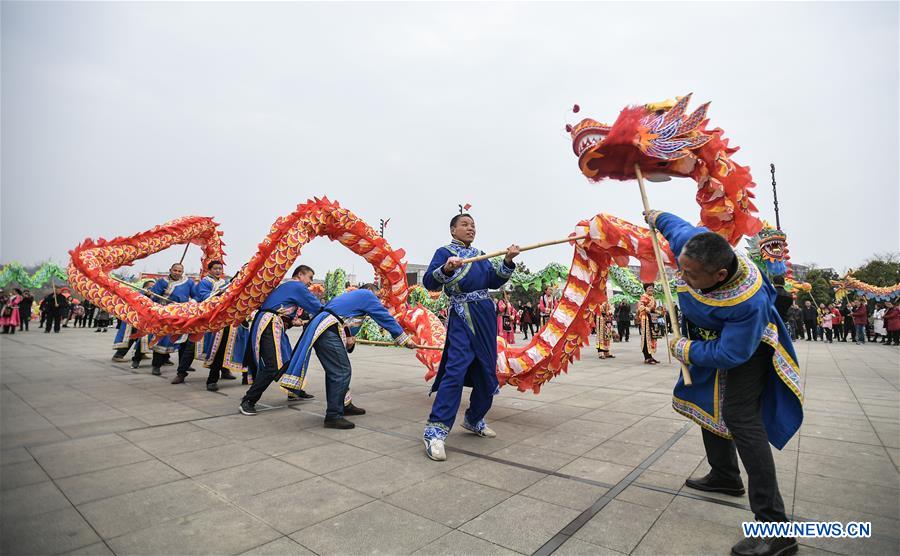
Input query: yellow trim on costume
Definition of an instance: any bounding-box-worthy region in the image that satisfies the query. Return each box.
[672,369,732,439]
[676,254,762,308]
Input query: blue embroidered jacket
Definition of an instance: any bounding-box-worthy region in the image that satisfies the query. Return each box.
[656,212,803,449]
[422,239,514,393]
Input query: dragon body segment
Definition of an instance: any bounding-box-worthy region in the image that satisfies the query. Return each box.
[69,95,761,393]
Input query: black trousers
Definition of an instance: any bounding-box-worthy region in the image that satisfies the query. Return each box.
[86,314,94,328]
[803,320,817,340]
[114,336,145,362]
[886,330,900,345]
[44,314,62,333]
[617,321,630,341]
[701,353,787,522]
[152,340,195,375]
[241,324,281,405]
[19,312,30,331]
[824,328,833,342]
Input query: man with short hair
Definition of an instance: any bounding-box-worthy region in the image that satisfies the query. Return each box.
[801,300,818,341]
[149,263,197,380]
[239,265,323,416]
[647,210,803,556]
[280,283,416,429]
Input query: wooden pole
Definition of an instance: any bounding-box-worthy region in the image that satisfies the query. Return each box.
[51,280,58,308]
[178,243,190,265]
[109,276,172,303]
[634,163,692,386]
[356,338,442,351]
[459,233,589,265]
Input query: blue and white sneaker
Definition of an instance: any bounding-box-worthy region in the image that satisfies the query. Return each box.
[423,437,446,461]
[461,417,496,438]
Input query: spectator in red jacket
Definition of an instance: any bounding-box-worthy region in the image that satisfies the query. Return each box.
[851,299,869,344]
[883,301,900,346]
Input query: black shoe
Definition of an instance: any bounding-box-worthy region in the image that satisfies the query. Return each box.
[220,370,237,380]
[206,383,219,392]
[323,417,355,429]
[684,473,745,496]
[130,361,140,369]
[731,536,798,556]
[151,367,161,376]
[288,389,314,400]
[344,403,366,416]
[171,374,185,384]
[240,401,257,416]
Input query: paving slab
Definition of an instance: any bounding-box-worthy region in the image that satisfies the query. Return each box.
[1,328,898,555]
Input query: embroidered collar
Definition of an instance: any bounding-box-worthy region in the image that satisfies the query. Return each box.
[677,252,762,307]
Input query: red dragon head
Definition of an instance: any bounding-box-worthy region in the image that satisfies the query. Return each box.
[569,94,762,245]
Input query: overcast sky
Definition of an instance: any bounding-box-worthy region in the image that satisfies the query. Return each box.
[3,1,898,281]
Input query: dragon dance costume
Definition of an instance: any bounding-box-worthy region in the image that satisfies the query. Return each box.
[595,301,614,358]
[637,290,658,362]
[658,212,803,523]
[240,279,323,408]
[280,289,410,420]
[422,239,515,445]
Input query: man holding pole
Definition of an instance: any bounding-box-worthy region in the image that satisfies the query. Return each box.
[149,263,196,380]
[279,283,416,429]
[647,209,803,556]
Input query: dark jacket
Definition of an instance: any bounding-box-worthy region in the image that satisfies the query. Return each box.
[801,305,818,322]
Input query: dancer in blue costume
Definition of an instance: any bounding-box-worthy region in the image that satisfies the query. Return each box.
[647,210,803,556]
[421,213,519,461]
[149,263,197,380]
[111,280,156,369]
[239,265,323,416]
[195,261,242,391]
[281,284,416,429]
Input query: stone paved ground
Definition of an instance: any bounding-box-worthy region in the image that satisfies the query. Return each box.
[1,327,898,555]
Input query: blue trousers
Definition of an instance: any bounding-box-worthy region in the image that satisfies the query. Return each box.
[312,327,353,420]
[427,339,494,429]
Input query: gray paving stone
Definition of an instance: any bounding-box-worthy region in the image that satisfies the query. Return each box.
[244,430,333,456]
[61,542,116,555]
[554,537,627,555]
[520,475,609,511]
[55,459,186,505]
[131,428,232,457]
[573,499,662,553]
[386,474,511,527]
[583,439,657,466]
[798,450,898,488]
[159,442,268,476]
[324,454,445,498]
[77,479,225,538]
[449,458,547,493]
[488,442,578,471]
[343,430,422,454]
[460,494,581,554]
[196,457,313,499]
[234,476,373,534]
[33,441,154,479]
[0,458,50,490]
[420,531,523,555]
[0,480,71,520]
[556,457,632,485]
[631,508,738,555]
[614,485,675,511]
[239,537,316,555]
[1,506,101,555]
[108,506,281,555]
[278,442,381,475]
[292,500,449,555]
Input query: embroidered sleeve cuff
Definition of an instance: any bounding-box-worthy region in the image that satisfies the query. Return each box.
[496,259,515,279]
[393,332,411,345]
[672,337,691,365]
[646,210,663,228]
[431,266,460,285]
